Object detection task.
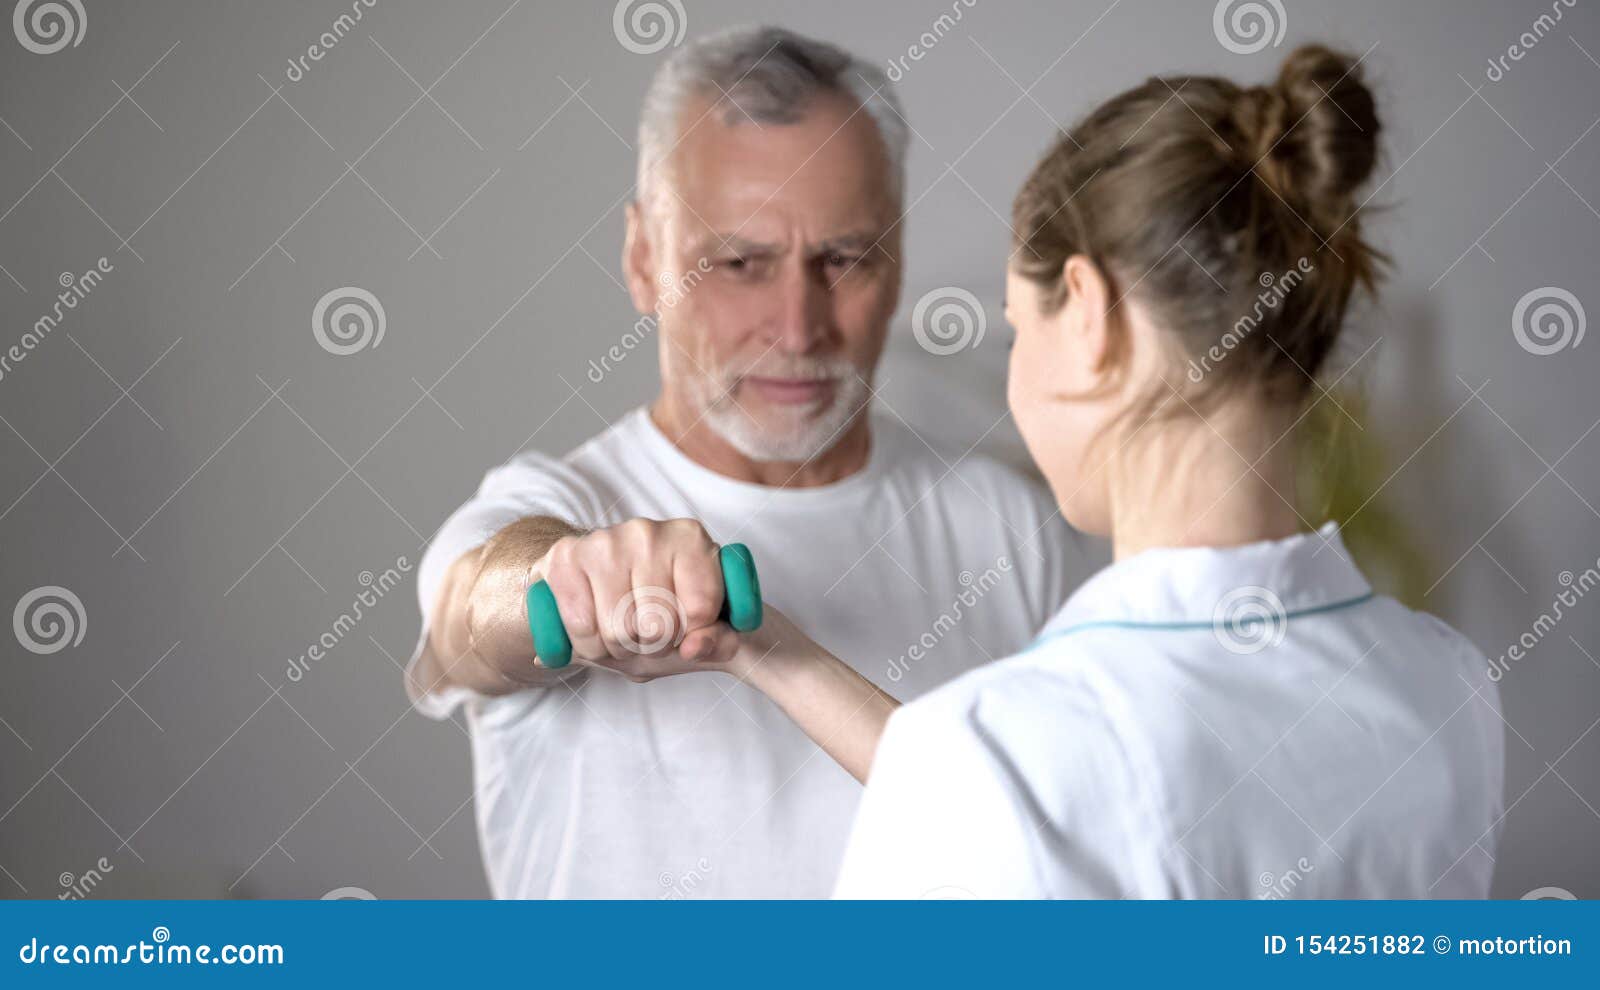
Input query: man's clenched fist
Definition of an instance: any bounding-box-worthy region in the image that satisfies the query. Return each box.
[532,518,729,680]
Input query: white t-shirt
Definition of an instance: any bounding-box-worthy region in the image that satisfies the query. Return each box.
[409,407,1073,898]
[835,523,1506,899]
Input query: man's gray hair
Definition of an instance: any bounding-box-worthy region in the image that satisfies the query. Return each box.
[636,25,908,208]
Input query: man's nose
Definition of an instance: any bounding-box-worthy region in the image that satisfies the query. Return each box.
[768,266,832,354]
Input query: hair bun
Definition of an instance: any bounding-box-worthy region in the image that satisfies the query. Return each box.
[1266,44,1380,205]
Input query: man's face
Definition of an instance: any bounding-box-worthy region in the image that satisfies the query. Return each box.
[630,91,903,463]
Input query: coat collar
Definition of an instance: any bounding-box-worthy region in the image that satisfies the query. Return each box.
[1034,522,1373,644]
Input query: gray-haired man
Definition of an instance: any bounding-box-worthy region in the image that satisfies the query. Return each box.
[408,25,1071,898]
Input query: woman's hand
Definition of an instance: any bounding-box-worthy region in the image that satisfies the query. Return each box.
[675,604,822,680]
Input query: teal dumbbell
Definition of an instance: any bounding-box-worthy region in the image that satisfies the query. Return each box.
[525,543,762,669]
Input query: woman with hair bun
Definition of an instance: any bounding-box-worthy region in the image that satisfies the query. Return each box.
[673,45,1505,898]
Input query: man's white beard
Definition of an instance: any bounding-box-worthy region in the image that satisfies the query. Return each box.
[688,354,871,464]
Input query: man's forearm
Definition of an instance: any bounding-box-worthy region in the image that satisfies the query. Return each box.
[411,515,585,700]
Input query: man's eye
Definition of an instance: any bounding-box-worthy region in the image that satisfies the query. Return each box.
[721,258,747,271]
[825,253,863,269]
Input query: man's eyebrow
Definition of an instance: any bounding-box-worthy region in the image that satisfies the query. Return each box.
[697,234,777,256]
[816,232,886,254]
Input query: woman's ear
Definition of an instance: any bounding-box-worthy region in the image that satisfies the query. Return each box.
[622,201,661,315]
[1061,254,1114,378]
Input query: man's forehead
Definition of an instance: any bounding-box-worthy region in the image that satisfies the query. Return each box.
[658,91,897,239]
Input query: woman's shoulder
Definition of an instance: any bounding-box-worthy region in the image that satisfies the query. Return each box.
[893,641,1125,762]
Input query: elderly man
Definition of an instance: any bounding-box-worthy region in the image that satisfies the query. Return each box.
[407,25,1071,898]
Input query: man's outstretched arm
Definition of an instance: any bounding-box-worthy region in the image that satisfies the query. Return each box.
[409,515,585,701]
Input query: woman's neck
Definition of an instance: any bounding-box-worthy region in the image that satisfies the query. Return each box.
[1106,401,1304,561]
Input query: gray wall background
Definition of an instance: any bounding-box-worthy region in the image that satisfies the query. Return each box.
[0,0,1596,900]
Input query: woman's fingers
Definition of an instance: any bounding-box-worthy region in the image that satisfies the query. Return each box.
[679,624,740,666]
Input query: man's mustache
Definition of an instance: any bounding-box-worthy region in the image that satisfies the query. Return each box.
[720,356,860,383]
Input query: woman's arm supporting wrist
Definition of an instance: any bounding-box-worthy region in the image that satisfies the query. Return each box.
[736,628,900,784]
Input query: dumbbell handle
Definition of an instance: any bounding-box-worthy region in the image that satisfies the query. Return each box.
[525,543,763,669]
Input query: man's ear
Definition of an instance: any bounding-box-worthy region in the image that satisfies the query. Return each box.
[622,200,660,315]
[1062,253,1113,379]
